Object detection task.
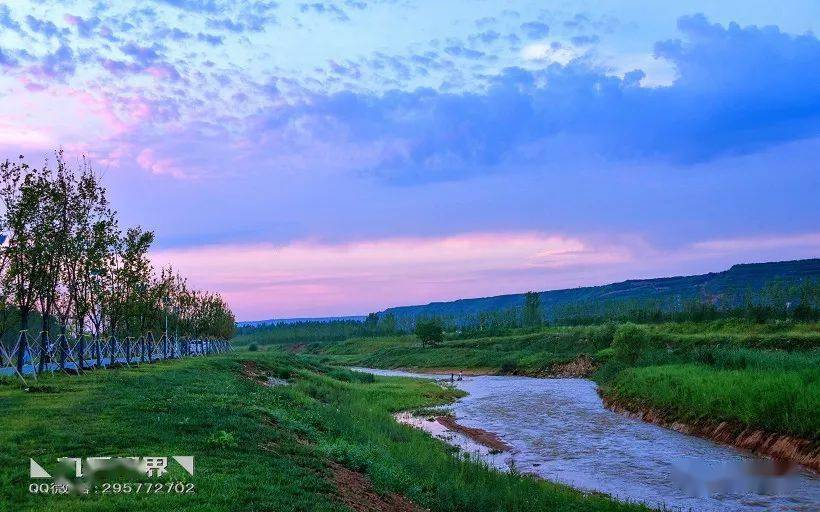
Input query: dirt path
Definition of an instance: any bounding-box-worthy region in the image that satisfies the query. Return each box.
[330,462,428,512]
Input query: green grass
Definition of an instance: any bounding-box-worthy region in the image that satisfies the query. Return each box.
[0,352,648,512]
[304,322,820,373]
[603,363,820,439]
[307,329,609,373]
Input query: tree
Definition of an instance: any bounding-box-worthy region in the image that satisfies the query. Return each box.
[381,312,397,334]
[68,158,117,339]
[611,323,649,364]
[523,291,542,327]
[363,312,379,333]
[414,319,443,348]
[0,156,50,333]
[117,226,155,337]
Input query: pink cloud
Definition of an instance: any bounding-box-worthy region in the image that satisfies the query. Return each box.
[136,148,196,180]
[150,232,634,320]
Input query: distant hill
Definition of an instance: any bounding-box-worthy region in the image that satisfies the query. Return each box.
[380,259,820,323]
[237,315,367,327]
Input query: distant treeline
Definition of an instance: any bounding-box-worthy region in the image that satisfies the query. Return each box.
[234,278,819,346]
[233,313,398,346]
[424,279,820,337]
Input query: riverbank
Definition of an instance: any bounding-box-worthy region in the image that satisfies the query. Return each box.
[0,352,649,511]
[600,393,820,472]
[598,359,820,471]
[290,321,819,472]
[388,354,596,379]
[371,369,820,511]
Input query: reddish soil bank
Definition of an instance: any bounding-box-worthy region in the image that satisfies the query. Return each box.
[546,354,597,378]
[240,360,266,382]
[330,462,428,512]
[398,354,598,378]
[601,394,820,473]
[435,416,512,452]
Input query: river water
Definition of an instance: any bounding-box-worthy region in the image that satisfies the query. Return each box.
[352,368,820,512]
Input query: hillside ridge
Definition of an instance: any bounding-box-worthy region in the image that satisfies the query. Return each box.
[380,258,820,321]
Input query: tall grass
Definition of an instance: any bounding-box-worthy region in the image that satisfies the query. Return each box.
[605,364,820,439]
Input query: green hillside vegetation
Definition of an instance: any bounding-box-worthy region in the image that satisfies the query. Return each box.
[0,352,648,512]
[381,259,820,328]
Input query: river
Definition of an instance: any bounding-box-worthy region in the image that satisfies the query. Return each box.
[352,368,820,512]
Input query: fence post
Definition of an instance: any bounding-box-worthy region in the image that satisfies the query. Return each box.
[146,333,154,363]
[95,336,101,367]
[38,331,48,373]
[59,334,66,371]
[162,334,167,360]
[16,331,27,375]
[139,336,145,363]
[109,336,116,366]
[125,337,131,364]
[77,336,85,371]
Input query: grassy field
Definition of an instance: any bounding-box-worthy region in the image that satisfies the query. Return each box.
[0,352,649,512]
[293,321,820,439]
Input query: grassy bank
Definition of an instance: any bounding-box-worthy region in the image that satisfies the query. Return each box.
[294,321,820,440]
[0,352,648,512]
[605,363,820,439]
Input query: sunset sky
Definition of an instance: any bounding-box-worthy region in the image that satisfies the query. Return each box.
[1,1,818,320]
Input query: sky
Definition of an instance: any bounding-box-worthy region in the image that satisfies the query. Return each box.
[0,0,818,320]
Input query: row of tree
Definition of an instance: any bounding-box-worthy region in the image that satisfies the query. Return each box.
[0,151,235,348]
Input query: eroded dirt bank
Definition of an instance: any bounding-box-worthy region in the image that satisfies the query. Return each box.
[600,393,820,473]
[394,354,597,379]
[330,462,428,512]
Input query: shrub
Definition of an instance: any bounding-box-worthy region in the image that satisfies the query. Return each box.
[248,343,259,352]
[590,322,617,349]
[611,323,649,363]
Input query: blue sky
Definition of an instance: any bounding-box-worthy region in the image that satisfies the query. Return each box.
[0,1,818,319]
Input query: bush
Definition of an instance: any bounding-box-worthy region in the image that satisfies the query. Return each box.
[248,343,259,352]
[611,323,649,363]
[590,322,617,349]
